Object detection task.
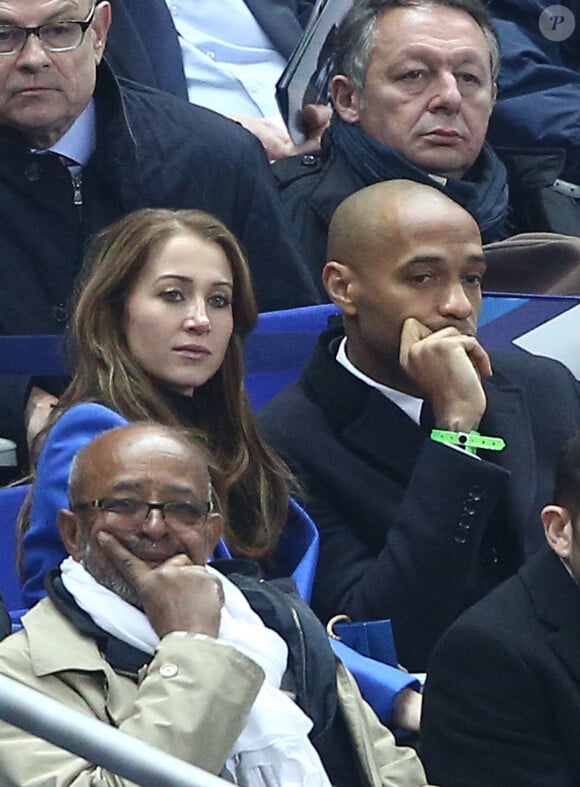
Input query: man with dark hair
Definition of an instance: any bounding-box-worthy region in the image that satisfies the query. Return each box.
[273,0,508,298]
[421,429,580,787]
[0,422,433,786]
[259,179,580,671]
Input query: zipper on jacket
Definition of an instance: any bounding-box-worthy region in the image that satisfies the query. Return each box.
[70,171,83,210]
[258,579,309,709]
[289,605,308,706]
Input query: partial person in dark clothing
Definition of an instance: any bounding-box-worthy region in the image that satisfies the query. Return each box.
[488,0,580,187]
[259,180,580,671]
[422,430,580,787]
[485,0,580,238]
[0,0,317,470]
[105,0,331,162]
[273,0,508,297]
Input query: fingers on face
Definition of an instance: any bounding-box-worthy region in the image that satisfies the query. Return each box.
[97,531,148,582]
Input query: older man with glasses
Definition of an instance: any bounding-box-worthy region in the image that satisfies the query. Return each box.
[0,422,434,786]
[0,0,317,478]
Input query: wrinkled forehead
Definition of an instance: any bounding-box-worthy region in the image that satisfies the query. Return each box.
[77,430,210,497]
[0,0,90,23]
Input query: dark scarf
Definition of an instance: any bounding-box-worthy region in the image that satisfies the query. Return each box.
[330,117,510,242]
[46,568,148,677]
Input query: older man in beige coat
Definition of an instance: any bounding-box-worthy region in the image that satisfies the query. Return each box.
[0,423,433,786]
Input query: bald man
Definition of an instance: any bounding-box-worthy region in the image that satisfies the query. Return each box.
[0,422,433,785]
[259,180,580,671]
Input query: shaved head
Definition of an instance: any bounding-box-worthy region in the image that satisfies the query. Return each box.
[326,179,478,273]
[323,179,484,390]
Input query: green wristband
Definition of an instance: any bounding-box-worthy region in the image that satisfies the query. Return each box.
[430,429,506,455]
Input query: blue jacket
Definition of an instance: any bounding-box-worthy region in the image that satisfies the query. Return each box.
[22,402,319,607]
[488,0,580,184]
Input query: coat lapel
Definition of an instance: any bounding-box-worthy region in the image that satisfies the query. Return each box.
[523,549,580,688]
[304,330,425,483]
[341,389,425,482]
[243,0,307,59]
[109,0,188,98]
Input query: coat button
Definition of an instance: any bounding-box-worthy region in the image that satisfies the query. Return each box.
[301,154,318,167]
[159,663,179,678]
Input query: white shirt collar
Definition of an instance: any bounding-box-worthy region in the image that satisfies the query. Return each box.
[32,99,96,166]
[336,336,423,425]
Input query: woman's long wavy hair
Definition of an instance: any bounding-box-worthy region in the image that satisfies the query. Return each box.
[26,208,294,559]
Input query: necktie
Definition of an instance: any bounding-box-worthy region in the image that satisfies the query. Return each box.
[57,154,79,168]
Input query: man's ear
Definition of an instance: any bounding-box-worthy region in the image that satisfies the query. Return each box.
[205,512,224,559]
[322,261,358,316]
[57,509,84,562]
[331,75,362,124]
[541,504,573,559]
[92,1,112,62]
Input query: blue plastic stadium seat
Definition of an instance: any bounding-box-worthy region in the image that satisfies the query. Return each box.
[0,484,30,623]
[245,304,339,408]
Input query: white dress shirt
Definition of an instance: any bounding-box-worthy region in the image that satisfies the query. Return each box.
[165,0,287,123]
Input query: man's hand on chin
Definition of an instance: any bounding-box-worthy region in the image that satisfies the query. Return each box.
[399,316,492,432]
[97,532,224,639]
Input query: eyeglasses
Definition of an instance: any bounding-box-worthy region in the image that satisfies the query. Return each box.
[72,497,212,529]
[0,2,101,56]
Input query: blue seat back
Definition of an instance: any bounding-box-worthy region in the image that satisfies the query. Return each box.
[244,304,339,408]
[0,484,29,617]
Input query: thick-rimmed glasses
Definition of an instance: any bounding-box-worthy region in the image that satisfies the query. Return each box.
[0,2,101,55]
[72,497,212,529]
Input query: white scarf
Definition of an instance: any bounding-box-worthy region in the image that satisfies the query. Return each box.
[61,557,331,787]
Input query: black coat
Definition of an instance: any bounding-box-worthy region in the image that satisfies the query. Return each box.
[258,328,580,670]
[105,0,315,99]
[0,63,317,461]
[421,546,580,787]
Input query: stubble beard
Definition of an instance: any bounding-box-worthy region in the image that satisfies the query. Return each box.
[80,537,142,609]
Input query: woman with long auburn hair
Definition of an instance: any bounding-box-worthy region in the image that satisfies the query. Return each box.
[20,208,307,607]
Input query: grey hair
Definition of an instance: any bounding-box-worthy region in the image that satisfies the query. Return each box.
[68,451,84,508]
[332,0,501,94]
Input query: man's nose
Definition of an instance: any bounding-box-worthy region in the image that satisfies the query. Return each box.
[440,281,474,319]
[428,71,462,113]
[141,507,168,540]
[15,32,52,69]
